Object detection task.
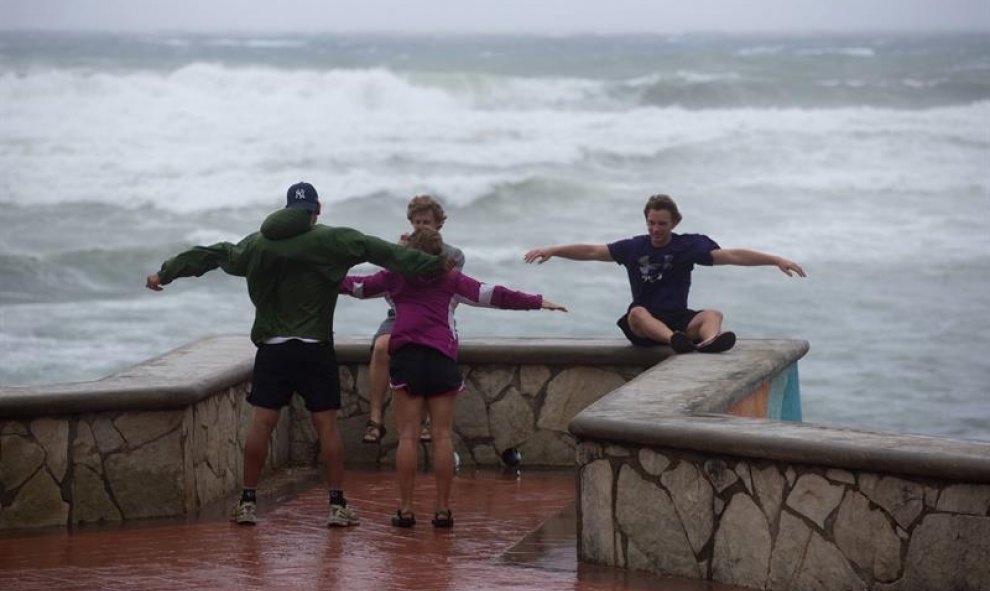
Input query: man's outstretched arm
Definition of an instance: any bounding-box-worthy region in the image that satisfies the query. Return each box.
[711,248,806,277]
[145,241,244,291]
[523,244,613,264]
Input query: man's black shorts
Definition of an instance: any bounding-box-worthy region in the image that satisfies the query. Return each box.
[389,344,463,397]
[616,308,700,347]
[249,341,340,412]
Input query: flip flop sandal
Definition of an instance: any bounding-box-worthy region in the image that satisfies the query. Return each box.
[697,331,737,354]
[669,331,696,354]
[431,509,453,528]
[391,510,416,528]
[362,419,386,444]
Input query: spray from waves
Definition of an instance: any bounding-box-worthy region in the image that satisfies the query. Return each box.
[614,71,990,110]
[0,246,193,305]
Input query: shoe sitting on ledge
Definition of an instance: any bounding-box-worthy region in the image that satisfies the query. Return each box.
[669,331,696,354]
[698,331,736,354]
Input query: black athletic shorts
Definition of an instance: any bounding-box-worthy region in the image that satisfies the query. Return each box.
[389,344,463,397]
[617,308,701,347]
[249,341,341,412]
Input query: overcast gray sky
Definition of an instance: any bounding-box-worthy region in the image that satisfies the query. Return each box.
[2,0,988,34]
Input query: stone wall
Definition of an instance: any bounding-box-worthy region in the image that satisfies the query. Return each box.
[0,381,290,529]
[571,340,990,591]
[301,362,644,468]
[578,442,990,591]
[0,335,664,529]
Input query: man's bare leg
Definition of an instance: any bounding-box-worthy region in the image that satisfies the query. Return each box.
[364,335,391,442]
[311,409,345,490]
[243,407,280,488]
[627,306,676,343]
[687,309,724,346]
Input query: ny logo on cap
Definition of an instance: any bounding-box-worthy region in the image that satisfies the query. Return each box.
[295,188,308,201]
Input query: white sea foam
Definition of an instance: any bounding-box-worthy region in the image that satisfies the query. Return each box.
[2,62,986,219]
[797,47,877,57]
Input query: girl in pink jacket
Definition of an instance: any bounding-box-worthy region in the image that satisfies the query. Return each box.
[341,228,566,528]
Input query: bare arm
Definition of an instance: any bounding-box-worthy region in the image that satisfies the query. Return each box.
[711,248,807,277]
[540,298,568,312]
[523,244,613,264]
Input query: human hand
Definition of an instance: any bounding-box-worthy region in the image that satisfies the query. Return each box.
[541,298,567,312]
[443,256,457,272]
[778,258,806,278]
[399,233,410,246]
[523,248,553,264]
[145,273,163,291]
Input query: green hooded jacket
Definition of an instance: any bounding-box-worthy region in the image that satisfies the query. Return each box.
[156,208,447,345]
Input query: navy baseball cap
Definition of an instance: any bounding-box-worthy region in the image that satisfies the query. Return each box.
[285,182,320,213]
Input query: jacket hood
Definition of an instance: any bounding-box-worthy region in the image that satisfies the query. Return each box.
[260,208,313,240]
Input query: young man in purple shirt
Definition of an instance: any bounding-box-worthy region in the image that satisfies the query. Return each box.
[524,194,806,354]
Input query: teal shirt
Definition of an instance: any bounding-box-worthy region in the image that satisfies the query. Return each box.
[157,208,447,345]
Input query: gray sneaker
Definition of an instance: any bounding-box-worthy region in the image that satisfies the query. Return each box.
[327,503,360,527]
[231,500,257,525]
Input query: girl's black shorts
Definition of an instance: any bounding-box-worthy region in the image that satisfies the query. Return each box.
[389,344,463,397]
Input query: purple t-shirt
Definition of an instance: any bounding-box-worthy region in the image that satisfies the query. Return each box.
[607,233,719,313]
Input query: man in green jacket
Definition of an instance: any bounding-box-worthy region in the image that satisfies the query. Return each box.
[145,182,450,527]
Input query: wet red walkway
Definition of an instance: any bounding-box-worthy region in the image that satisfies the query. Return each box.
[0,467,742,591]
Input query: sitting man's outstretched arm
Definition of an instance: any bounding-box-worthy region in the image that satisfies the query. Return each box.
[523,244,613,264]
[711,248,806,277]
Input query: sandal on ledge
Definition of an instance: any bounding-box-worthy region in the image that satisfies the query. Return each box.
[362,419,386,444]
[669,331,696,354]
[391,510,416,528]
[697,331,736,354]
[431,509,453,528]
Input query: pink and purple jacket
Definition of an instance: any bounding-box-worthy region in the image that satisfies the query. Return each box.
[341,270,543,360]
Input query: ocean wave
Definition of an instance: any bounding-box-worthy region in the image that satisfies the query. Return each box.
[5,57,987,123]
[0,248,171,304]
[622,76,990,110]
[797,47,876,58]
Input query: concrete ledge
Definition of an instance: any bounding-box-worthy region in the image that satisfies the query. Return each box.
[0,336,256,417]
[0,335,668,418]
[570,339,990,483]
[571,338,990,591]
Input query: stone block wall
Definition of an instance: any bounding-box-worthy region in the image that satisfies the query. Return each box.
[287,362,644,468]
[0,382,293,529]
[570,339,990,591]
[0,335,664,529]
[577,442,990,591]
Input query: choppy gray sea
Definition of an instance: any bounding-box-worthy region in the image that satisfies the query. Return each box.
[1,31,988,440]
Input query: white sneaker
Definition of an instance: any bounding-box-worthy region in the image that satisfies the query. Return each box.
[327,503,360,527]
[231,500,257,525]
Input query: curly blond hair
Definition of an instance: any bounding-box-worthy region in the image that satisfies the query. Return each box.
[406,195,447,229]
